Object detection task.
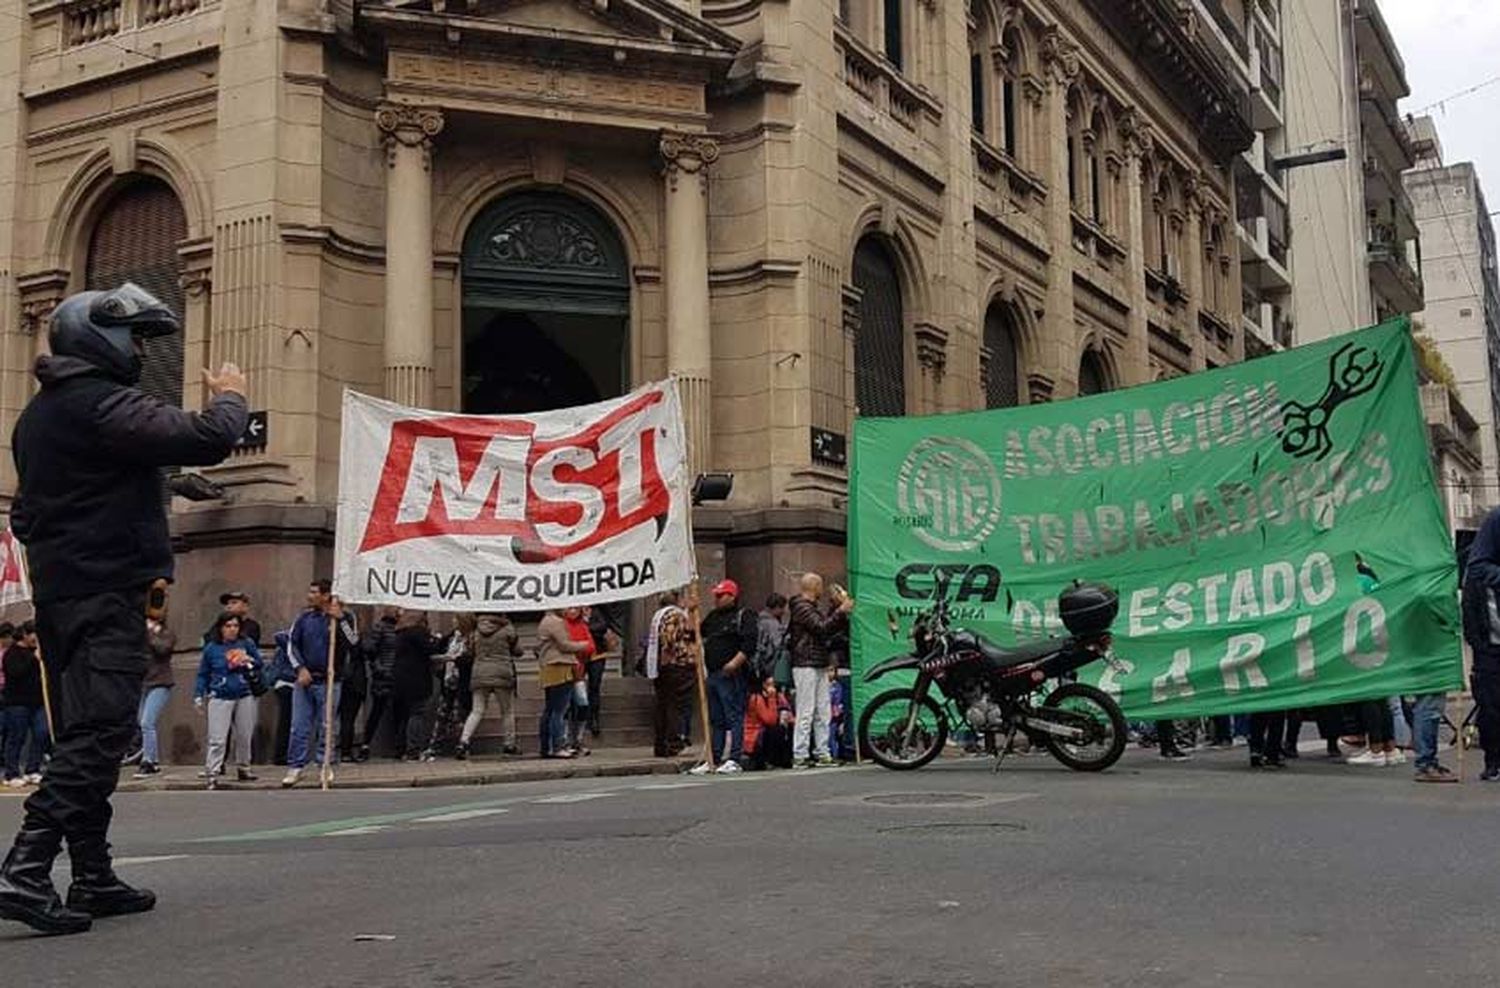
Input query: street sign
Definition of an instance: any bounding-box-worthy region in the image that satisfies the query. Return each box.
[238,410,268,450]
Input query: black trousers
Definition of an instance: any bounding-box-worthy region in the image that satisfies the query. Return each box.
[1249,710,1286,761]
[22,589,147,842]
[338,681,365,757]
[653,665,696,755]
[272,687,293,765]
[1359,699,1393,746]
[1472,669,1500,768]
[749,724,793,770]
[1155,719,1179,754]
[390,693,431,758]
[585,660,605,735]
[362,691,392,753]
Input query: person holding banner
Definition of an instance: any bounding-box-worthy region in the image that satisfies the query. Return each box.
[281,581,359,788]
[0,283,247,936]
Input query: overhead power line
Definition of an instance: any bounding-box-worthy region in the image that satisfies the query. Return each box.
[1412,73,1500,116]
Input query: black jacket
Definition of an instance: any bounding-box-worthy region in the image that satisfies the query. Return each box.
[700,605,758,674]
[392,625,446,700]
[788,596,848,670]
[1,645,42,707]
[1463,507,1500,672]
[11,356,247,603]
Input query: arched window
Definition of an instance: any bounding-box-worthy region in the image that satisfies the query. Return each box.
[1066,90,1082,209]
[883,0,903,70]
[1207,222,1225,313]
[1154,172,1173,273]
[970,47,986,135]
[983,302,1021,409]
[85,177,188,408]
[852,236,906,416]
[1078,348,1108,396]
[1089,110,1108,228]
[1000,29,1023,160]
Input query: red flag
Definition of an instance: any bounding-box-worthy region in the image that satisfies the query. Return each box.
[0,526,31,607]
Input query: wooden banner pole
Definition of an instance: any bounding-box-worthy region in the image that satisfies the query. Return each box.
[322,612,338,791]
[685,581,715,772]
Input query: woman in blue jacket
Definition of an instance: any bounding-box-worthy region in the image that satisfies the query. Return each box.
[195,613,263,789]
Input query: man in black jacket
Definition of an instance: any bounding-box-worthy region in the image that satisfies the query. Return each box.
[698,579,759,773]
[0,284,247,936]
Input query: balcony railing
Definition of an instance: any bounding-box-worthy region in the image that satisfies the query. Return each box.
[56,0,201,48]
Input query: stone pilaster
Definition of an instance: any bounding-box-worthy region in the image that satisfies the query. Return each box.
[659,130,719,478]
[377,103,444,408]
[1039,27,1079,396]
[1183,172,1206,371]
[1121,109,1152,386]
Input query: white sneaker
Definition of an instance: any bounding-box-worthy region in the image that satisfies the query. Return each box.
[23,773,42,785]
[280,768,303,788]
[3,777,24,789]
[1347,749,1385,766]
[688,762,713,776]
[715,760,743,775]
[1385,750,1407,766]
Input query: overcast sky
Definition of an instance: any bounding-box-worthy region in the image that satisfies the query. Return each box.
[1384,0,1500,220]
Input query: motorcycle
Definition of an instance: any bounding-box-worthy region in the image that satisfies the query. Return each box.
[858,582,1128,773]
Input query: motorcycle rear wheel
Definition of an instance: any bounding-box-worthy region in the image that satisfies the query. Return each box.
[1039,682,1127,772]
[858,689,949,771]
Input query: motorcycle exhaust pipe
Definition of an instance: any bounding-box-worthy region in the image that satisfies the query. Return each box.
[1015,716,1086,742]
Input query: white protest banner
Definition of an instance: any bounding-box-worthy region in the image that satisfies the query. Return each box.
[333,380,694,612]
[0,525,31,607]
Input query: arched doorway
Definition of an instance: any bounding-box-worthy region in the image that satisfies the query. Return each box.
[85,177,188,407]
[461,191,630,414]
[983,301,1021,409]
[1078,348,1109,396]
[852,235,905,416]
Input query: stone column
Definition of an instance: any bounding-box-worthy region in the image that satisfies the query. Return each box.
[377,103,444,408]
[1039,28,1078,395]
[1183,173,1206,371]
[1121,110,1152,385]
[659,131,719,477]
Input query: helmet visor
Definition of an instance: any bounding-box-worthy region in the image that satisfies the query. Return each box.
[89,282,181,338]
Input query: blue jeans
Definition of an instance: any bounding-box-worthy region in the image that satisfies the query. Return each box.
[540,683,571,756]
[138,686,172,765]
[1411,692,1446,770]
[288,680,342,769]
[3,705,49,778]
[707,671,746,764]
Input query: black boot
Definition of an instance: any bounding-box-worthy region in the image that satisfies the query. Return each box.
[0,827,93,935]
[65,836,156,918]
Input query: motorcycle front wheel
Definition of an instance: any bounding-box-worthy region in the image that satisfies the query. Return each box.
[1039,682,1127,772]
[858,688,949,771]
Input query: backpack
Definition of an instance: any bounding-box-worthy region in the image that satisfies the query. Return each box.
[751,612,789,683]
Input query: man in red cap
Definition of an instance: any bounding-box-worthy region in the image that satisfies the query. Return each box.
[697,578,759,774]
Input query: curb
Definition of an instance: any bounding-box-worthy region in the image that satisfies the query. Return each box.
[114,756,701,793]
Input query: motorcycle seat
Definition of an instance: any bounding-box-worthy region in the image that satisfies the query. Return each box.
[976,637,1063,668]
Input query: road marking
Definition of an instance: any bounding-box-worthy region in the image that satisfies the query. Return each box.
[113,855,189,867]
[635,782,708,791]
[320,825,388,837]
[412,808,511,824]
[533,792,616,804]
[192,797,530,843]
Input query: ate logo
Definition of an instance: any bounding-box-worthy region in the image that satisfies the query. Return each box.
[896,436,1003,553]
[359,390,673,563]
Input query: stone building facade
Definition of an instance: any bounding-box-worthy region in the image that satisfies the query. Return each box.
[0,0,1251,640]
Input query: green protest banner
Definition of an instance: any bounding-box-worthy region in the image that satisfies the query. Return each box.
[848,317,1463,720]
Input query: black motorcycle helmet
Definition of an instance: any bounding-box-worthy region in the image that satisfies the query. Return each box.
[48,282,180,385]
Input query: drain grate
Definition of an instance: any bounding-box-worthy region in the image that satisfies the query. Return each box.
[862,792,987,806]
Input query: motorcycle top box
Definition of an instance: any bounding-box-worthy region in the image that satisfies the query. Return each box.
[1059,581,1118,637]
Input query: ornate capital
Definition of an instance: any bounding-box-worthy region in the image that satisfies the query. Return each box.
[1026,371,1055,403]
[914,322,948,380]
[376,103,445,169]
[16,269,68,337]
[1039,26,1079,87]
[1182,172,1206,215]
[659,131,720,193]
[179,268,212,300]
[1119,107,1154,160]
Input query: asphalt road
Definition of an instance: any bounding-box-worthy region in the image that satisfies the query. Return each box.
[1,746,1496,987]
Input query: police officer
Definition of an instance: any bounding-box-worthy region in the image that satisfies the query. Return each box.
[0,284,247,935]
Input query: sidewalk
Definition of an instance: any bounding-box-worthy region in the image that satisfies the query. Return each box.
[115,748,701,793]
